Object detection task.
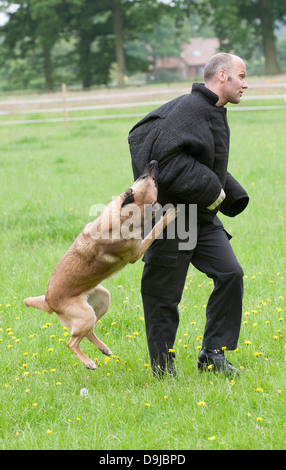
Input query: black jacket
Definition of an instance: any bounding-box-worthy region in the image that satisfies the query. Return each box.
[128,83,249,223]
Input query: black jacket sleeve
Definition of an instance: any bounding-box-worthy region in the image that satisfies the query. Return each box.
[219,172,249,217]
[151,127,222,208]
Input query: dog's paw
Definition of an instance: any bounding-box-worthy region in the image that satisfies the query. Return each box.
[102,346,113,356]
[85,360,97,370]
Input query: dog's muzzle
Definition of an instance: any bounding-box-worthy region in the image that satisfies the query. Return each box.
[140,160,159,185]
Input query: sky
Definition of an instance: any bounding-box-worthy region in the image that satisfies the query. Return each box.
[0,2,19,25]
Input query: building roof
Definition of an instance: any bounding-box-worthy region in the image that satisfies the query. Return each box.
[181,38,220,66]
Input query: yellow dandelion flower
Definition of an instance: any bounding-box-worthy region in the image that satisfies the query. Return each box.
[257,417,263,422]
[46,429,53,434]
[145,403,151,407]
[207,436,216,441]
[256,388,263,392]
[197,401,206,406]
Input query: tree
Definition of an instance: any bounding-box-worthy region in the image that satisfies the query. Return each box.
[0,0,81,90]
[198,0,286,75]
[0,0,197,89]
[109,0,195,87]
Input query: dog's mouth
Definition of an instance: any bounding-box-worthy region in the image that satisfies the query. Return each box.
[139,160,159,185]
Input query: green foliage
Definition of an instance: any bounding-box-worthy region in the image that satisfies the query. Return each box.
[199,0,286,74]
[0,0,285,90]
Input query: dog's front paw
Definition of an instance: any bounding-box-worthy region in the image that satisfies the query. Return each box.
[102,346,113,356]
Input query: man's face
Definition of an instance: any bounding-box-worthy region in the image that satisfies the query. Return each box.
[223,59,248,104]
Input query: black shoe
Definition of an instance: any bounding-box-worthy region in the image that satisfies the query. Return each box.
[197,347,240,376]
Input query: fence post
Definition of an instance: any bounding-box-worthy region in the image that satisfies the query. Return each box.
[62,83,68,127]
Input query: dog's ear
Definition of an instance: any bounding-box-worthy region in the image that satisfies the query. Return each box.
[121,188,135,207]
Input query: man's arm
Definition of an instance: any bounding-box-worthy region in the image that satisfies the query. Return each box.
[152,128,223,210]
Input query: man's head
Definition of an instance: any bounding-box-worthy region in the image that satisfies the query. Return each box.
[204,52,248,106]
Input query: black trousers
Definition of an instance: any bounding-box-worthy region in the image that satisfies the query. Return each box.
[141,217,244,372]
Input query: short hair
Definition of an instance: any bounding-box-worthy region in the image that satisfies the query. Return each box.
[204,53,235,83]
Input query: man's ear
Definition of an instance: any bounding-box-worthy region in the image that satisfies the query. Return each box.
[218,69,227,83]
[121,188,135,207]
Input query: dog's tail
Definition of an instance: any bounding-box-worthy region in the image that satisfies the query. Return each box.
[24,295,53,314]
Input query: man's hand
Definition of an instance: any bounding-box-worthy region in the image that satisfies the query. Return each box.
[207,189,226,210]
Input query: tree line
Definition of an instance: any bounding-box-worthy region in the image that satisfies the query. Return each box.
[0,0,285,91]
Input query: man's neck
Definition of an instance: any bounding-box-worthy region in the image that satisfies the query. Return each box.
[204,82,226,107]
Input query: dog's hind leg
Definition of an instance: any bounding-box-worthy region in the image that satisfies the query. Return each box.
[61,297,98,370]
[86,285,112,356]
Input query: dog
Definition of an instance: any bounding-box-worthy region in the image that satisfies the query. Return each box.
[24,161,177,370]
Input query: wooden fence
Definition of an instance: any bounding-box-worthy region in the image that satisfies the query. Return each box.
[0,81,285,126]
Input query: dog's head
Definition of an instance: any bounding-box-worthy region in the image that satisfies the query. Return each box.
[120,161,160,228]
[121,160,159,209]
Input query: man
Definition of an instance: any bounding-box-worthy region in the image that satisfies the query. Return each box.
[128,53,249,376]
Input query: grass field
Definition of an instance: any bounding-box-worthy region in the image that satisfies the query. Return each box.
[0,100,286,451]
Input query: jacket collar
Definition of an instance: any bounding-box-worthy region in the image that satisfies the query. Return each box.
[191,82,219,106]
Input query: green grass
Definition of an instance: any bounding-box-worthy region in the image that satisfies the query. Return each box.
[0,106,286,450]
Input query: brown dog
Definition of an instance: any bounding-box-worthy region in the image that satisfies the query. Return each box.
[24,161,177,370]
